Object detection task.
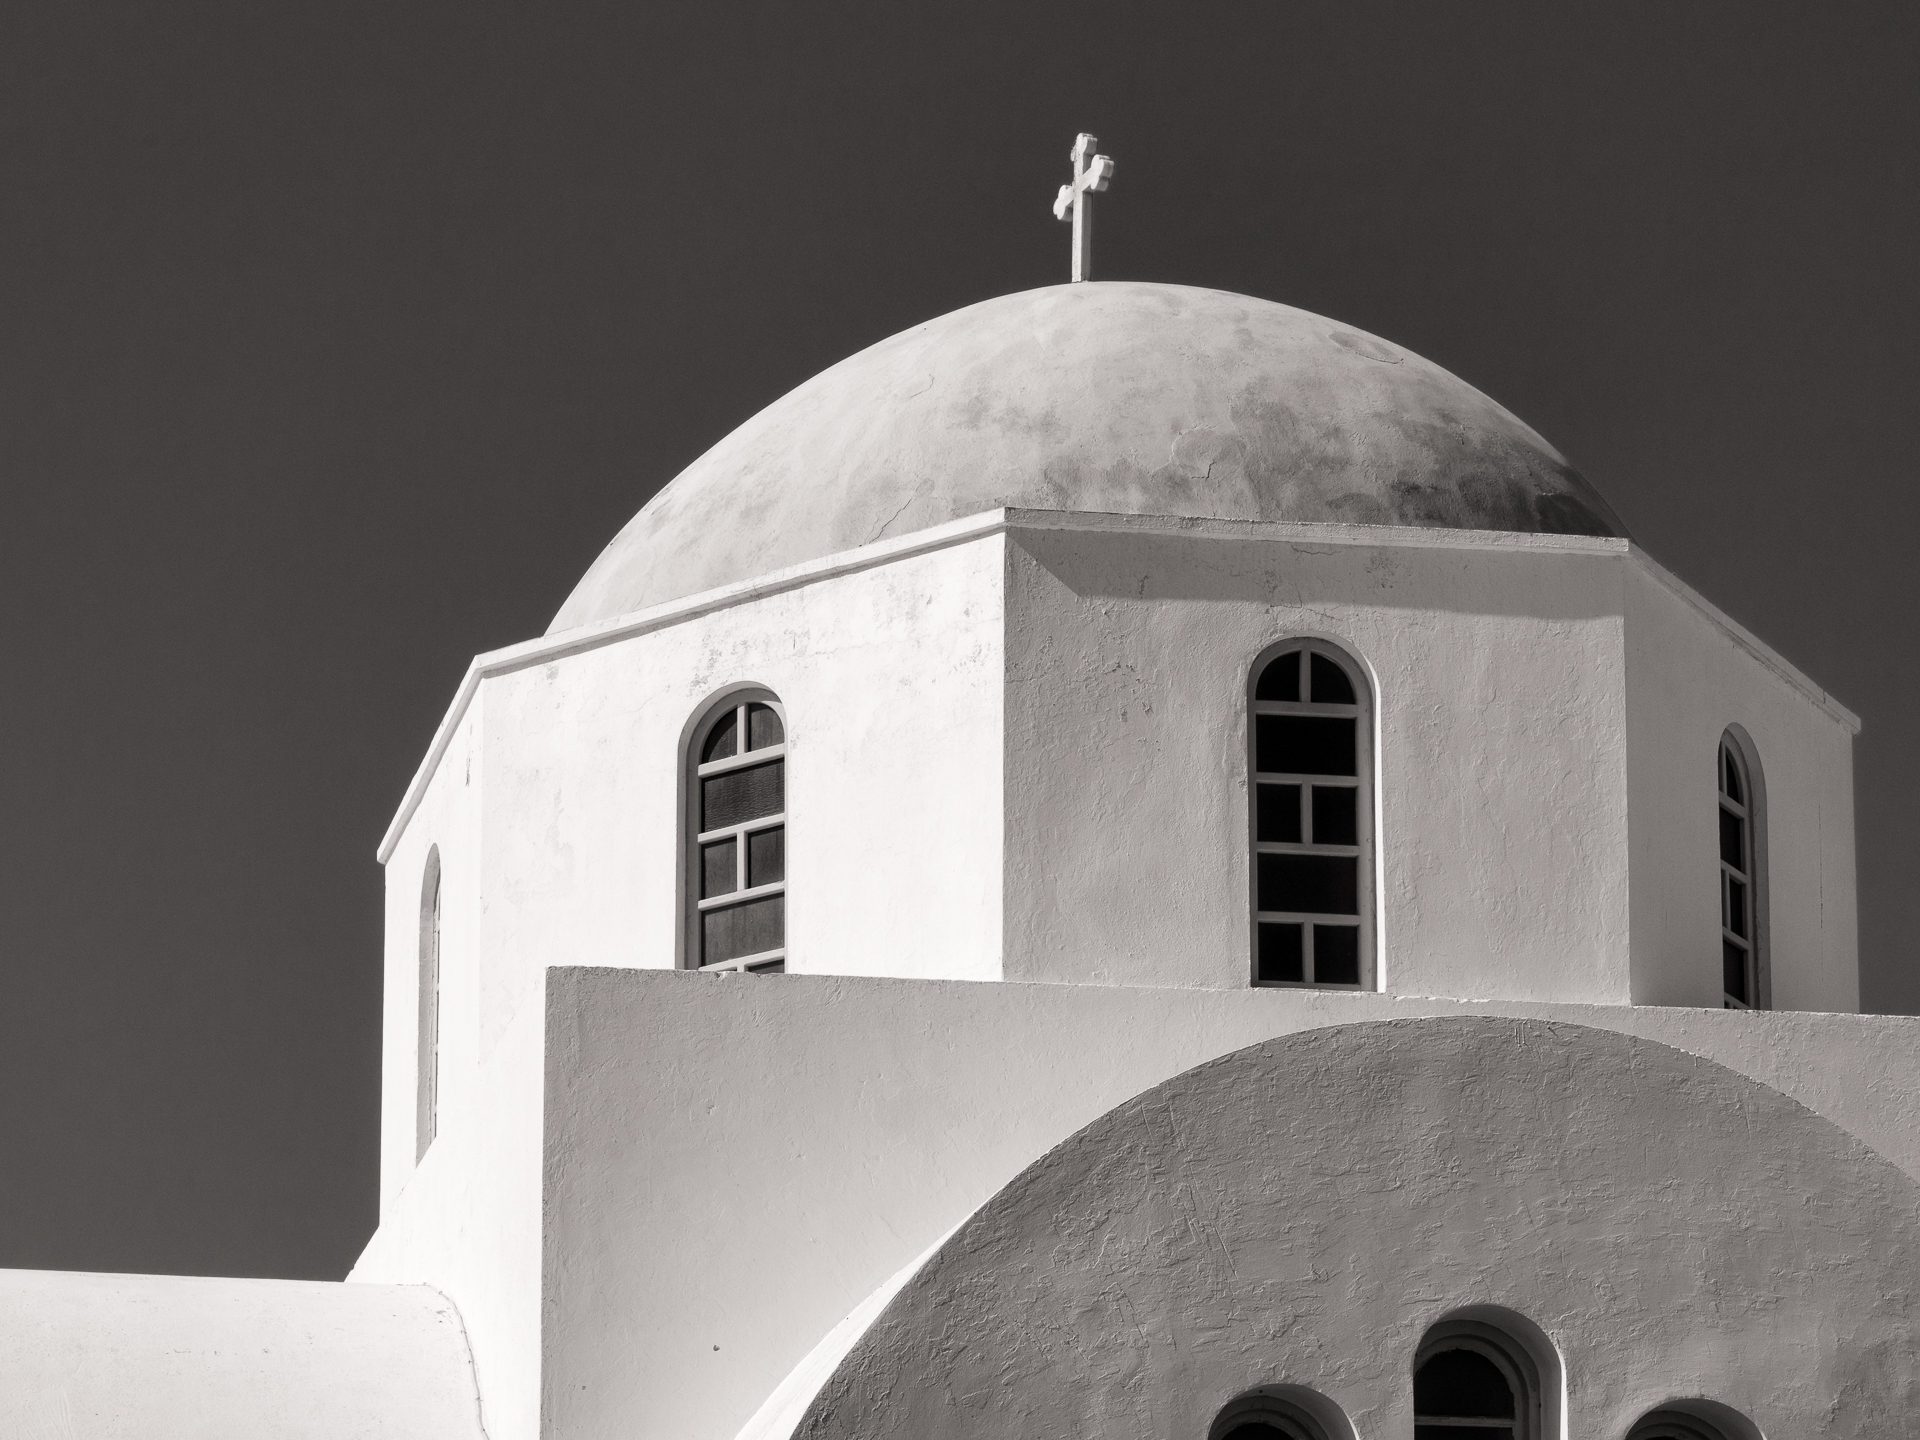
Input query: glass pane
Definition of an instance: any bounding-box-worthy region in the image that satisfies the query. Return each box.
[702,759,785,831]
[701,839,737,899]
[1257,784,1303,843]
[1720,806,1745,870]
[703,894,785,965]
[701,708,739,763]
[1722,746,1744,804]
[1415,1349,1516,1418]
[748,825,786,887]
[1254,650,1301,702]
[1257,854,1359,916]
[1257,923,1304,983]
[1220,1425,1299,1440]
[1311,785,1358,845]
[748,702,784,751]
[1313,924,1360,984]
[1724,938,1749,1003]
[1256,715,1356,776]
[1416,1429,1513,1440]
[1310,651,1356,704]
[1727,878,1747,938]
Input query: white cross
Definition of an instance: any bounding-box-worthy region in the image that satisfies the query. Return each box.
[1052,133,1115,283]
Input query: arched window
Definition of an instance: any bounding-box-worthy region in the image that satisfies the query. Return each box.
[1249,640,1373,988]
[416,845,441,1163]
[1414,1319,1543,1440]
[1209,1387,1346,1440]
[1627,1403,1758,1440]
[1718,730,1766,1009]
[687,691,787,973]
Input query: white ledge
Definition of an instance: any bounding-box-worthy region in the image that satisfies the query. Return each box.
[376,508,1855,862]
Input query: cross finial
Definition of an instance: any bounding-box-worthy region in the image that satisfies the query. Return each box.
[1052,132,1115,283]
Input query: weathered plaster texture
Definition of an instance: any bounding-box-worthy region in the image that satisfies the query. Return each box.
[550,282,1625,629]
[535,969,1920,1440]
[796,1017,1920,1439]
[0,1268,484,1438]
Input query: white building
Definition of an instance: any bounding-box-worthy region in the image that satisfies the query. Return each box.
[4,281,1910,1440]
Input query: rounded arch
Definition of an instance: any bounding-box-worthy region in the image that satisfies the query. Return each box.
[1626,1399,1764,1440]
[1716,724,1769,1009]
[1414,1305,1562,1439]
[1209,1385,1355,1440]
[681,685,789,973]
[1246,635,1376,990]
[415,843,442,1163]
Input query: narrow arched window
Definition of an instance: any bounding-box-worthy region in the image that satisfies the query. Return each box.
[1414,1323,1539,1440]
[1250,640,1373,988]
[687,691,787,973]
[1718,731,1765,1009]
[1209,1388,1343,1440]
[1627,1409,1750,1440]
[416,846,441,1163]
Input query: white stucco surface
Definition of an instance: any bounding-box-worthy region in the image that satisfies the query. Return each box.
[537,968,1920,1440]
[0,1268,484,1438]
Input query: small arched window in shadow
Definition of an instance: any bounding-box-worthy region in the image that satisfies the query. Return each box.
[1627,1402,1759,1440]
[416,845,441,1163]
[1249,639,1374,988]
[1414,1318,1543,1440]
[1718,730,1767,1009]
[1208,1386,1347,1440]
[687,692,787,973]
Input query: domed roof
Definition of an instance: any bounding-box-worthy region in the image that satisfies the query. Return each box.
[550,281,1625,632]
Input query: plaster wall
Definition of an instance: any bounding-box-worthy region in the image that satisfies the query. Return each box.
[1625,560,1859,1009]
[1003,522,1633,1002]
[0,1268,484,1438]
[472,531,1004,1057]
[538,968,1920,1440]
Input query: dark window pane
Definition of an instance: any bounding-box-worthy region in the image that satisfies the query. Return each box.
[701,839,736,899]
[703,894,785,965]
[1220,1426,1294,1440]
[1724,939,1749,1003]
[1256,715,1356,776]
[748,702,784,751]
[1415,1349,1516,1418]
[1722,748,1744,804]
[1720,806,1745,870]
[1254,650,1301,701]
[703,759,785,831]
[1257,784,1303,843]
[1727,877,1748,938]
[1310,652,1356,704]
[1416,1429,1513,1440]
[1257,923,1303,983]
[701,708,738,763]
[1258,854,1359,916]
[1311,785,1358,845]
[748,826,785,887]
[1313,924,1360,984]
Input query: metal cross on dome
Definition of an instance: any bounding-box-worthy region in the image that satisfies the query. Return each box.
[1052,133,1115,283]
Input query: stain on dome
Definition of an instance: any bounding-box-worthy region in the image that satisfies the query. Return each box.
[550,281,1626,633]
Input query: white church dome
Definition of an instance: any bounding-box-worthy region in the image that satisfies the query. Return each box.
[550,280,1628,632]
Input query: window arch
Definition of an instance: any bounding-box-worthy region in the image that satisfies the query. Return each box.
[416,845,441,1163]
[1208,1386,1349,1440]
[1717,729,1767,1009]
[1626,1401,1760,1440]
[686,690,788,973]
[1249,639,1374,989]
[1413,1316,1547,1440]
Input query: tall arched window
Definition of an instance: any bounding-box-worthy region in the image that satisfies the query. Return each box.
[1413,1319,1542,1440]
[1249,640,1373,989]
[416,845,441,1163]
[686,691,787,974]
[1718,730,1766,1010]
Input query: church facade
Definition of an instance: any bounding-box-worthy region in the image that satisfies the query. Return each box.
[5,282,1913,1439]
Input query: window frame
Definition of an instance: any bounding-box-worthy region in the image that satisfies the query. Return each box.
[1247,637,1376,991]
[681,687,789,974]
[415,845,441,1163]
[1412,1312,1555,1440]
[1717,728,1769,1010]
[1207,1386,1349,1440]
